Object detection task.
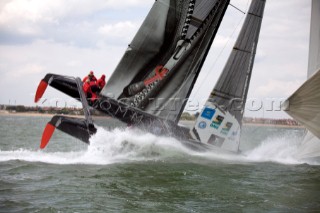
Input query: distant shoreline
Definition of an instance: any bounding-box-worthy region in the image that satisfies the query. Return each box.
[0,110,56,118]
[0,110,304,129]
[245,123,303,128]
[0,110,107,119]
[178,120,304,129]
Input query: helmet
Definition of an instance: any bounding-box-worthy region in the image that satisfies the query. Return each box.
[89,71,94,75]
[101,74,105,79]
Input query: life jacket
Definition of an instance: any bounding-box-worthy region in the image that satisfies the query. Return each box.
[89,81,100,93]
[82,82,97,102]
[82,82,92,94]
[89,81,97,87]
[83,75,97,83]
[97,78,106,89]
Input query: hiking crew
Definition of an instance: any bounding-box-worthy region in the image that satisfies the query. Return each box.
[97,74,106,90]
[82,71,97,83]
[82,71,106,103]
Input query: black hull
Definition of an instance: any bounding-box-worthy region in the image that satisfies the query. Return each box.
[91,96,210,152]
[35,74,209,152]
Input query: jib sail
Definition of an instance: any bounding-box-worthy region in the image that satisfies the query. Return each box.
[192,0,266,152]
[209,0,266,124]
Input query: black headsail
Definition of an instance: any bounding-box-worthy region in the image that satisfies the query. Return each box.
[101,0,230,123]
[192,0,266,152]
[209,0,266,124]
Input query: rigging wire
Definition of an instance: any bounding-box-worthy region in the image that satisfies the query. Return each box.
[229,3,246,14]
[190,0,250,100]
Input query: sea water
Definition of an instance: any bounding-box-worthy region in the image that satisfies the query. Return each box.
[0,115,319,212]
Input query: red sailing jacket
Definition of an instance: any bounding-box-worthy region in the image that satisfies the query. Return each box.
[82,82,97,101]
[97,78,106,89]
[82,75,97,83]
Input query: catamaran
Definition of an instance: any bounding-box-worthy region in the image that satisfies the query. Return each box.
[35,0,266,152]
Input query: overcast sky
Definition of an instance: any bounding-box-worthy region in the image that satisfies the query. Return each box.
[0,0,311,118]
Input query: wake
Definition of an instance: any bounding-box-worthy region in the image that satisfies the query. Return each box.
[244,136,308,165]
[0,128,196,165]
[0,127,318,166]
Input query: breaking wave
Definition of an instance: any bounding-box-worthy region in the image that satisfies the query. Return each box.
[0,127,196,165]
[0,127,319,166]
[244,136,305,164]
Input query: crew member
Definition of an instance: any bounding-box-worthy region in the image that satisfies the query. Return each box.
[82,79,97,104]
[97,74,106,91]
[90,80,100,93]
[83,71,97,83]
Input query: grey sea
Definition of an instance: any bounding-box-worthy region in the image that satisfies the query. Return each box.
[0,115,319,213]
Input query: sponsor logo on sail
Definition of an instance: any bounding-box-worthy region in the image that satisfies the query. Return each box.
[201,108,216,120]
[221,122,233,135]
[198,121,207,129]
[210,115,224,129]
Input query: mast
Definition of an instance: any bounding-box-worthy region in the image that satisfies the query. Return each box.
[308,0,320,77]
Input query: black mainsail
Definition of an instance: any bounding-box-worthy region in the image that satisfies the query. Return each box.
[102,0,230,123]
[34,0,266,152]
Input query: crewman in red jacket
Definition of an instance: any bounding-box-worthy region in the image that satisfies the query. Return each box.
[83,79,97,104]
[97,74,106,90]
[83,71,97,83]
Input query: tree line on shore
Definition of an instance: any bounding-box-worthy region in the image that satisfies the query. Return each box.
[0,104,300,126]
[179,112,300,126]
[0,104,105,116]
